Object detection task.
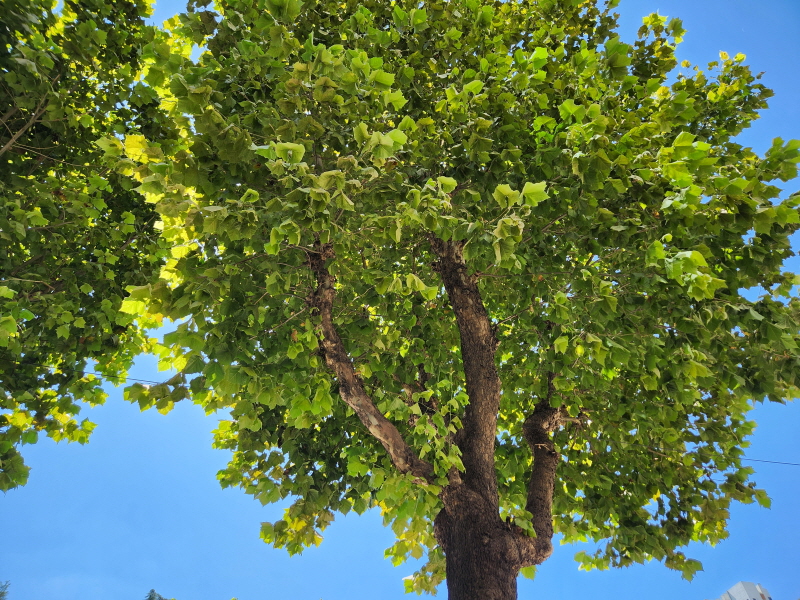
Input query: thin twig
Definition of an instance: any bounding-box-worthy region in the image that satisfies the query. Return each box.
[0,96,49,158]
[0,106,19,127]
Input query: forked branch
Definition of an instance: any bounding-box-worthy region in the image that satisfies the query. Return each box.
[430,237,561,566]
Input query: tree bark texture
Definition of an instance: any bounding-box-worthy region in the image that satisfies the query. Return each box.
[431,238,561,600]
[435,484,528,600]
[431,237,502,501]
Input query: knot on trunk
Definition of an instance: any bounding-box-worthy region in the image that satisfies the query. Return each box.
[429,238,475,285]
[435,483,523,560]
[307,242,336,313]
[523,405,562,445]
[429,236,464,263]
[308,242,335,278]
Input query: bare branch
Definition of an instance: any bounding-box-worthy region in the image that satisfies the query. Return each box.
[7,253,47,277]
[0,106,19,128]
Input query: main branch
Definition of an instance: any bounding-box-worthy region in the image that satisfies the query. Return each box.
[307,242,434,481]
[430,238,558,599]
[430,237,501,501]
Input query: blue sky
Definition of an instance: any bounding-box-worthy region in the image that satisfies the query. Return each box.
[2,1,800,599]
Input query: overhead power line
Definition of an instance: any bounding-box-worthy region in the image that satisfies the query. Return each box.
[742,458,800,467]
[3,359,166,386]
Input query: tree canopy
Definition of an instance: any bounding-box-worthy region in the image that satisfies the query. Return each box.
[145,589,177,600]
[5,0,800,598]
[0,0,168,490]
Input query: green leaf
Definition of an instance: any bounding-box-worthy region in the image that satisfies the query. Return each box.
[124,134,148,162]
[383,90,407,110]
[492,184,520,208]
[521,181,549,207]
[237,189,258,203]
[95,136,123,157]
[375,277,392,295]
[662,162,693,187]
[0,316,16,334]
[437,176,457,193]
[370,70,395,89]
[318,170,345,189]
[411,7,428,29]
[398,115,417,131]
[680,559,703,582]
[253,145,276,159]
[354,123,369,144]
[463,80,483,95]
[275,142,306,163]
[120,299,146,314]
[387,129,407,146]
[754,489,771,508]
[21,430,39,444]
[645,240,666,266]
[406,273,427,293]
[420,286,438,301]
[559,99,585,121]
[673,131,696,146]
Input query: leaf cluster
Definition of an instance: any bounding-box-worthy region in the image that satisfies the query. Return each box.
[0,0,172,490]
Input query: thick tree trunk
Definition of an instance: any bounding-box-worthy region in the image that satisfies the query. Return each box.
[430,238,562,600]
[435,486,523,600]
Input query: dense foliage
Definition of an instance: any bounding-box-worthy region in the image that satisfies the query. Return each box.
[0,0,168,490]
[4,0,799,597]
[107,0,800,595]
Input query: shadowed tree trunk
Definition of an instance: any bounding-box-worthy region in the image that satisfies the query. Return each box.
[434,485,524,600]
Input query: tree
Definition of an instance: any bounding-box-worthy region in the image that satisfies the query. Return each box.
[144,589,176,600]
[0,581,8,600]
[100,0,799,598]
[0,0,170,490]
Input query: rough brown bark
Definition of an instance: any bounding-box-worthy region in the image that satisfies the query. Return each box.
[435,484,536,600]
[522,402,562,565]
[431,237,561,599]
[430,237,501,501]
[307,242,434,481]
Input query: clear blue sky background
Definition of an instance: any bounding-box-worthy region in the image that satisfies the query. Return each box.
[2,1,799,599]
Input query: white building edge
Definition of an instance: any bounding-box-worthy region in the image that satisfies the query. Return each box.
[711,581,773,600]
